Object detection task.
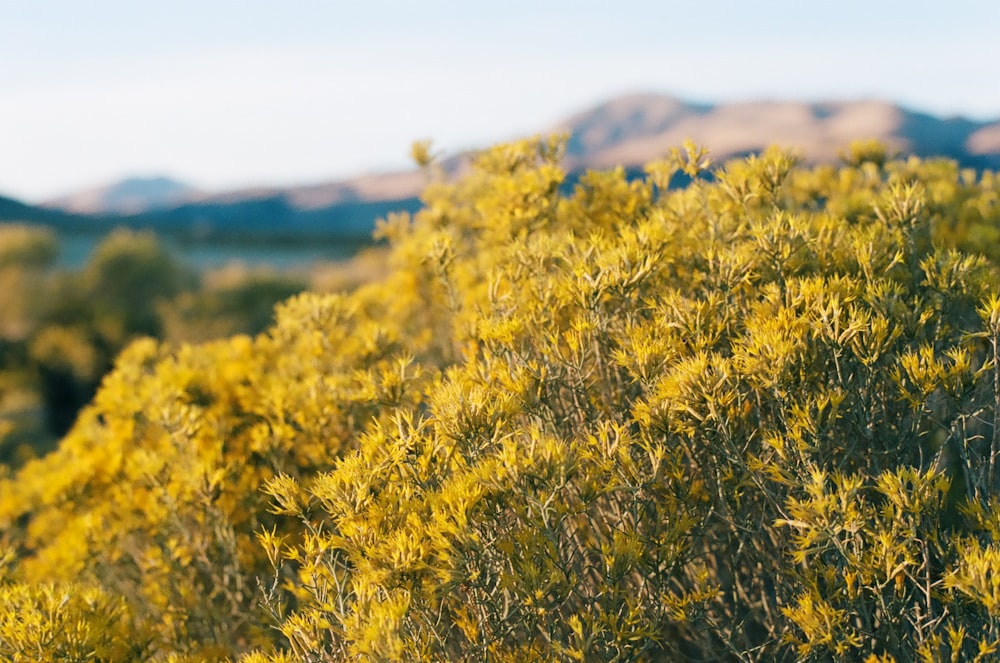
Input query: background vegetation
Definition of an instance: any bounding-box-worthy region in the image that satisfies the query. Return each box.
[3,138,1000,661]
[0,227,386,466]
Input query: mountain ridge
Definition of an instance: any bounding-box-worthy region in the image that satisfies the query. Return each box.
[44,176,201,216]
[9,93,1000,239]
[550,94,1000,172]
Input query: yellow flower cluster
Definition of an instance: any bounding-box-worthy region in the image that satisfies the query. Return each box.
[3,137,1000,660]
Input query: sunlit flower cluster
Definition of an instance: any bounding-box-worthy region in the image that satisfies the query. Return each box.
[2,138,1000,660]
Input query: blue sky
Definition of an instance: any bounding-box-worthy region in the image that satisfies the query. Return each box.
[3,1,999,201]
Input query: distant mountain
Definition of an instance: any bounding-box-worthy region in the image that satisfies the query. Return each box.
[0,193,92,231]
[12,93,1000,241]
[551,93,1000,171]
[44,176,200,216]
[194,168,431,211]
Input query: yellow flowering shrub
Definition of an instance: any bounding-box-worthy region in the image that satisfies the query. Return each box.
[0,547,151,661]
[4,137,1000,660]
[0,227,310,457]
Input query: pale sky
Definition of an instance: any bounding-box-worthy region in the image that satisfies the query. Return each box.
[3,0,999,202]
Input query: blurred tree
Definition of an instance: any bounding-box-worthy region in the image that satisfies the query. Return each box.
[28,230,197,436]
[0,225,59,462]
[161,267,306,343]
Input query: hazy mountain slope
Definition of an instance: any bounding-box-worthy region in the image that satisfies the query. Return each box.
[551,95,1000,171]
[558,93,714,159]
[969,123,1000,155]
[44,176,200,215]
[15,93,1000,238]
[0,194,93,231]
[193,169,429,211]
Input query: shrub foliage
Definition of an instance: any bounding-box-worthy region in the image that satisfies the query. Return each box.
[0,228,308,462]
[3,138,1000,660]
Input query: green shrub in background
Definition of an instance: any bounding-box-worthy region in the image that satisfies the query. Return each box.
[0,228,309,459]
[3,138,1000,660]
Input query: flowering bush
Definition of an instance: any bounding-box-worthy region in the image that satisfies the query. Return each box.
[3,137,1000,660]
